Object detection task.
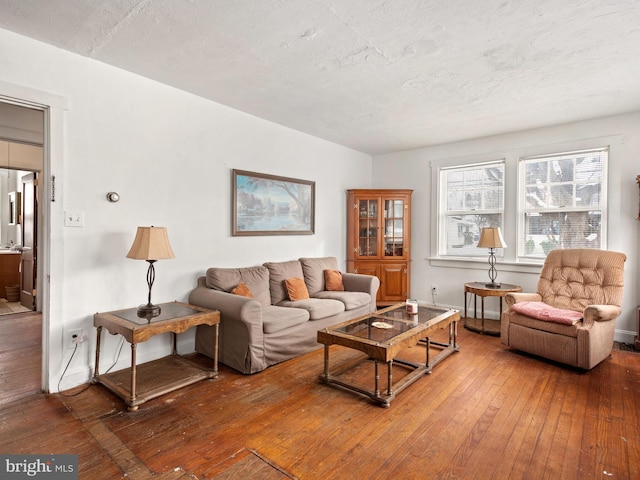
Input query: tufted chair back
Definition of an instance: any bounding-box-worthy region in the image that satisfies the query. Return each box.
[537,249,626,312]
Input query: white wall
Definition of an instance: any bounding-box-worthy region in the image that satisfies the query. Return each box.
[373,113,640,343]
[0,29,373,391]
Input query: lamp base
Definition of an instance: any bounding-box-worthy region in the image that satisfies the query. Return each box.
[137,303,161,318]
[485,282,501,289]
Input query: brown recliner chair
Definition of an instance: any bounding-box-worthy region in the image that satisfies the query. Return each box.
[501,249,626,369]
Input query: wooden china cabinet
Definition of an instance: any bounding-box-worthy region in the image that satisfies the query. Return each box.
[346,189,412,306]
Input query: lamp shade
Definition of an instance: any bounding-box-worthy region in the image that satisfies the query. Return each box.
[126,226,175,261]
[477,227,507,249]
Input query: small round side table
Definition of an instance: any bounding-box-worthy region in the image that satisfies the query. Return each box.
[464,282,522,336]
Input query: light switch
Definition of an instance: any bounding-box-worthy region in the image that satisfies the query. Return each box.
[64,211,84,227]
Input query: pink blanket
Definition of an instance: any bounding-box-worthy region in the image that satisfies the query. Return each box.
[510,301,583,325]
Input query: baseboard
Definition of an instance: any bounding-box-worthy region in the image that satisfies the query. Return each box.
[614,329,637,345]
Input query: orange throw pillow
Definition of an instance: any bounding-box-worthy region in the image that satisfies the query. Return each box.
[284,277,309,301]
[231,282,253,298]
[324,269,344,291]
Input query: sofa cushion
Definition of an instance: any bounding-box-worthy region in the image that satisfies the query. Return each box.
[537,249,626,310]
[312,291,371,311]
[299,257,340,295]
[509,301,583,325]
[206,265,271,306]
[284,277,310,301]
[231,282,253,298]
[264,260,305,305]
[278,298,345,320]
[506,311,579,337]
[262,305,309,334]
[324,270,345,291]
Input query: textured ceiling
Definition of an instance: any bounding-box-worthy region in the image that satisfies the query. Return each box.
[1,0,639,154]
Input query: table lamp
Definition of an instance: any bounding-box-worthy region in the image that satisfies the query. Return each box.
[127,226,175,317]
[477,227,506,288]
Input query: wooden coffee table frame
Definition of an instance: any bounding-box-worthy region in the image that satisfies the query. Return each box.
[317,304,460,407]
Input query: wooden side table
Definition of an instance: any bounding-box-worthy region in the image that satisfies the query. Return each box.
[93,301,220,411]
[464,282,522,336]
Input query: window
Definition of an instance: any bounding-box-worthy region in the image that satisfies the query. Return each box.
[439,161,505,256]
[519,148,607,258]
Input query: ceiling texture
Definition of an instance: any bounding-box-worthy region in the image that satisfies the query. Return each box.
[1,0,639,154]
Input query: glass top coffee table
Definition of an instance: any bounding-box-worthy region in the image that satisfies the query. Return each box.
[317,303,460,407]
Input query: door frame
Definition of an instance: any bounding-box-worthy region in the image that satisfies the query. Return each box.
[0,79,68,394]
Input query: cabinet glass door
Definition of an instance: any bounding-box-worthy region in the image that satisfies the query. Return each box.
[358,199,378,256]
[384,199,405,257]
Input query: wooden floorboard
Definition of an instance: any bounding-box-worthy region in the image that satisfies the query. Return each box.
[0,312,41,405]
[1,315,640,479]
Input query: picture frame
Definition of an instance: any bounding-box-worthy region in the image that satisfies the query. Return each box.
[232,169,315,236]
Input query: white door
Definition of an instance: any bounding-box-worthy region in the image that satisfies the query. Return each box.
[20,172,37,310]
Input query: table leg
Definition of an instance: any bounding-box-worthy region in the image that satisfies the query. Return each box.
[454,320,458,349]
[374,361,380,396]
[449,322,453,348]
[213,323,219,374]
[93,326,102,381]
[464,291,467,318]
[172,332,177,355]
[481,296,485,331]
[323,345,329,380]
[387,360,393,396]
[130,343,137,409]
[474,294,477,318]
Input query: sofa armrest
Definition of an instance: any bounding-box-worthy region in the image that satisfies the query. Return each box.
[341,272,378,293]
[189,278,267,373]
[342,272,380,313]
[582,304,622,326]
[505,292,542,307]
[189,282,263,328]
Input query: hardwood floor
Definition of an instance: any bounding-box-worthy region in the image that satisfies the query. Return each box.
[1,317,639,479]
[0,311,41,405]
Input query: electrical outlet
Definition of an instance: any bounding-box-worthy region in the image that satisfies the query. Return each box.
[431,285,439,295]
[67,329,84,349]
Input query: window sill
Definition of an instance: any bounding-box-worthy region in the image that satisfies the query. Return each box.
[428,256,543,274]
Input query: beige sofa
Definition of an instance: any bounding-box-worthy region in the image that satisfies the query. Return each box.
[188,257,379,374]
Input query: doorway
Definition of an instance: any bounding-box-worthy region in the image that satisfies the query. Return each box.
[0,101,44,397]
[0,168,39,311]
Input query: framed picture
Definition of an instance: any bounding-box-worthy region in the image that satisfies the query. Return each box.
[232,169,315,236]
